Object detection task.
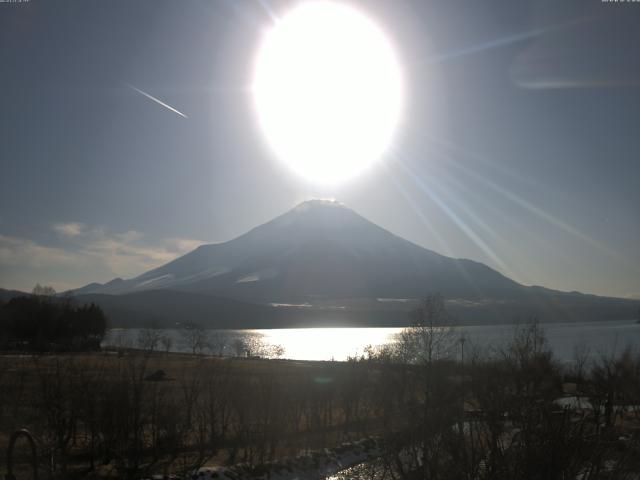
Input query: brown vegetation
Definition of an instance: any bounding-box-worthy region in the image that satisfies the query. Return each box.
[1,298,640,479]
[0,352,390,479]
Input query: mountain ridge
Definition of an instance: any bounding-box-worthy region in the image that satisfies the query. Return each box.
[55,199,638,327]
[71,200,525,301]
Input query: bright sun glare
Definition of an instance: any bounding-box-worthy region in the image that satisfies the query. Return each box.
[252,1,403,185]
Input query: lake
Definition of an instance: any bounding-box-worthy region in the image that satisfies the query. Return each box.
[102,319,640,362]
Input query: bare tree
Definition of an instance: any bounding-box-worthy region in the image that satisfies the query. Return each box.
[207,331,227,356]
[397,294,456,364]
[233,337,247,357]
[32,357,79,475]
[589,347,638,432]
[504,317,551,367]
[32,284,56,297]
[242,334,264,357]
[160,334,173,355]
[180,322,208,355]
[268,344,285,359]
[231,334,284,358]
[137,328,161,355]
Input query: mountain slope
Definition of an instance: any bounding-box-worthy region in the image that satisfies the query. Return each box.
[0,288,29,303]
[74,200,525,302]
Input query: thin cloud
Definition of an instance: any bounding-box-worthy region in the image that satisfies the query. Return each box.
[53,222,85,237]
[0,226,205,291]
[0,235,77,268]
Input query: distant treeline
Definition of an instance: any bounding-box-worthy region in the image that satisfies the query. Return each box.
[0,286,107,351]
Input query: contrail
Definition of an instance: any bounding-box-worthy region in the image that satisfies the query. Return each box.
[127,84,188,119]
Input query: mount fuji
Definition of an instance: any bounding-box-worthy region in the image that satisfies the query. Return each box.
[69,200,637,327]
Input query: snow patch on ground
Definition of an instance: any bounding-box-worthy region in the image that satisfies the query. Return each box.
[269,302,312,308]
[191,438,381,480]
[236,268,278,284]
[174,267,230,284]
[135,274,175,289]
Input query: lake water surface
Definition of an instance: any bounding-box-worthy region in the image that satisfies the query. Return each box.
[103,319,640,362]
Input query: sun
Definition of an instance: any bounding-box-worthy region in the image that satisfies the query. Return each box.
[252,1,403,185]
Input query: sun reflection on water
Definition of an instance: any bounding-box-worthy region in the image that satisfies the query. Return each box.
[252,327,402,361]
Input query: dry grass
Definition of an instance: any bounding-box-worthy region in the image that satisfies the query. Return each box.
[0,351,387,478]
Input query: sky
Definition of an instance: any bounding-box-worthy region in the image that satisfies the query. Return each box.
[1,0,639,298]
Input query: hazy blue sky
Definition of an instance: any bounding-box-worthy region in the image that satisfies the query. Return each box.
[1,0,639,297]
